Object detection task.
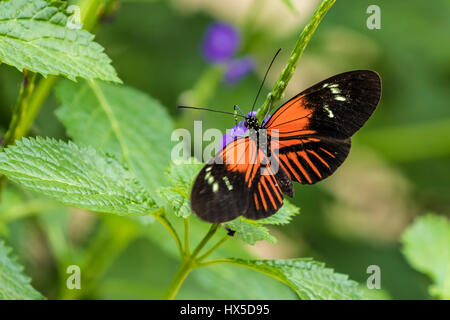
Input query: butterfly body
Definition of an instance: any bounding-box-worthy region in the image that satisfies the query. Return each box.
[191,70,381,223]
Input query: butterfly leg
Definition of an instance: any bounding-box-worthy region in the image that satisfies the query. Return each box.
[222,224,236,236]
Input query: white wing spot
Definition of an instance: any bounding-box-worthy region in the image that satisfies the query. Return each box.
[212,182,219,192]
[335,96,346,101]
[323,105,334,118]
[322,83,329,88]
[331,87,341,94]
[222,176,233,191]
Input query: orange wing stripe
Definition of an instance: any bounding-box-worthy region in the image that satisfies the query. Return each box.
[261,177,277,210]
[307,150,330,169]
[320,147,336,158]
[288,152,312,184]
[280,154,302,183]
[299,150,322,178]
[258,184,268,211]
[254,193,260,210]
[266,172,283,203]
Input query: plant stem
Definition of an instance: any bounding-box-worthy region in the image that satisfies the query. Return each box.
[197,234,230,262]
[3,71,37,146]
[256,0,336,121]
[184,217,190,256]
[190,223,220,258]
[153,211,184,257]
[163,257,195,300]
[163,223,225,300]
[13,75,58,142]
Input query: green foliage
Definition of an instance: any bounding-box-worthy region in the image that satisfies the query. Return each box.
[259,200,300,225]
[0,0,120,82]
[227,200,300,245]
[402,214,450,299]
[222,258,363,300]
[55,80,173,192]
[0,137,157,216]
[0,240,43,300]
[158,160,203,218]
[227,218,276,245]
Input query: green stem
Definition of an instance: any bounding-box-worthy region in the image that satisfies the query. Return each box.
[197,234,230,262]
[14,75,58,141]
[184,217,190,256]
[190,223,220,258]
[162,223,222,300]
[256,0,336,121]
[153,212,184,257]
[3,71,37,146]
[163,257,195,300]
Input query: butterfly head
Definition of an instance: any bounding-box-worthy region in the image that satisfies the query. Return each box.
[244,114,260,130]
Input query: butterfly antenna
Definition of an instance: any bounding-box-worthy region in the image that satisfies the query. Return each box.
[178,106,246,118]
[251,48,281,112]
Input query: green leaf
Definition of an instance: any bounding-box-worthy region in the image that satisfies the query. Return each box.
[225,200,300,244]
[55,80,173,193]
[158,160,203,218]
[224,258,363,300]
[227,218,276,245]
[0,137,157,216]
[0,240,43,300]
[259,200,300,225]
[401,214,450,299]
[0,0,120,82]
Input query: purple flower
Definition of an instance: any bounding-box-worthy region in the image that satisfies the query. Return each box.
[218,111,271,151]
[224,56,255,84]
[202,22,240,63]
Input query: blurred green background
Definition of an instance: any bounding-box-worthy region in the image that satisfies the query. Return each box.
[0,0,449,299]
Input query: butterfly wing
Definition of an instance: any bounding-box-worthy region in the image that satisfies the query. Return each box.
[265,70,381,184]
[191,136,286,222]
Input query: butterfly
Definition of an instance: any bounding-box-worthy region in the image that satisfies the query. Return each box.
[190,70,381,223]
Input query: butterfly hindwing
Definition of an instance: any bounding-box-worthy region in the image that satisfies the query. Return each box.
[266,70,381,185]
[244,163,285,220]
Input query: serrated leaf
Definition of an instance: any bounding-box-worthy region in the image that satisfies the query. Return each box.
[158,187,191,218]
[158,160,203,218]
[0,240,43,300]
[259,200,300,225]
[227,218,276,245]
[0,137,157,216]
[55,80,173,193]
[226,258,363,300]
[401,214,450,299]
[0,0,120,82]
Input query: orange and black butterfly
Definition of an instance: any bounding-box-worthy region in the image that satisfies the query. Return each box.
[189,70,381,223]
